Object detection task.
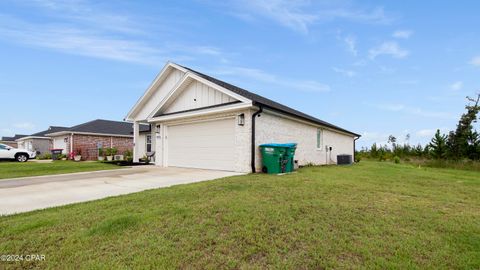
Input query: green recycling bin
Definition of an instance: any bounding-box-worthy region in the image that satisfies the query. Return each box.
[259,143,297,174]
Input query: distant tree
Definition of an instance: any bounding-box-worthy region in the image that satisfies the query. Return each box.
[388,135,397,154]
[414,144,424,157]
[447,94,480,159]
[429,129,448,159]
[388,135,397,146]
[405,133,410,143]
[465,131,480,160]
[370,143,378,158]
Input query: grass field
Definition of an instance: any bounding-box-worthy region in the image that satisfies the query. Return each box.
[0,161,479,269]
[0,161,121,179]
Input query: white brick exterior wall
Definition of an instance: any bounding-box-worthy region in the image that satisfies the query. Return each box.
[254,109,354,171]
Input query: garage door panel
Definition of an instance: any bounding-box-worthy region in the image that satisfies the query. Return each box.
[167,118,235,171]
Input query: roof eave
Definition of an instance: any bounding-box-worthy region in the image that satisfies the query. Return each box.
[253,101,361,137]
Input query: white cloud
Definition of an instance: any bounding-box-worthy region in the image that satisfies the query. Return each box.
[450,81,463,91]
[0,128,14,136]
[416,129,436,138]
[416,128,449,138]
[369,41,409,59]
[0,18,162,65]
[332,67,356,77]
[213,65,330,93]
[294,80,331,93]
[0,2,228,65]
[470,56,480,66]
[233,0,317,33]
[223,1,392,34]
[375,103,456,120]
[13,122,35,130]
[344,35,357,56]
[215,67,276,82]
[392,30,413,39]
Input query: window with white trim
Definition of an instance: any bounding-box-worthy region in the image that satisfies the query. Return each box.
[146,135,152,152]
[316,128,323,149]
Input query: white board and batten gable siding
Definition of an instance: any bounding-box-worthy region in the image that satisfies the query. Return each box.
[161,80,237,115]
[131,68,185,121]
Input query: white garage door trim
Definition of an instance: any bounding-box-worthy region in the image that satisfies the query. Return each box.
[166,117,236,171]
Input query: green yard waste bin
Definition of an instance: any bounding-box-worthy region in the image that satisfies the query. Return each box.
[283,143,297,172]
[259,143,297,174]
[259,144,287,174]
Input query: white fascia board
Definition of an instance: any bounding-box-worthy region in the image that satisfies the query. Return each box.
[46,131,133,138]
[146,73,192,119]
[15,136,51,141]
[148,102,253,123]
[147,72,252,120]
[261,108,357,138]
[125,62,188,121]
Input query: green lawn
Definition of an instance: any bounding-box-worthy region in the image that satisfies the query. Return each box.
[1,161,479,269]
[0,161,121,179]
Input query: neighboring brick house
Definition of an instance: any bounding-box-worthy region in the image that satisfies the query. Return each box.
[46,119,137,160]
[0,134,27,148]
[16,127,68,155]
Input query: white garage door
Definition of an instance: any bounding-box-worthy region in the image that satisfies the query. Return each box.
[167,118,235,171]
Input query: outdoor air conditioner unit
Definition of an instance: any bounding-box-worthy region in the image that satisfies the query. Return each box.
[337,154,352,165]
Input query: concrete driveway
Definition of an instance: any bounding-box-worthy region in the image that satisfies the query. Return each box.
[0,166,243,215]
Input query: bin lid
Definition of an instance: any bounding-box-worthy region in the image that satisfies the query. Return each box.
[260,143,297,148]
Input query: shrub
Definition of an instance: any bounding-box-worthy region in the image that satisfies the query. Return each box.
[36,153,52,160]
[98,148,104,157]
[394,156,401,164]
[111,148,118,156]
[354,156,361,163]
[105,148,113,156]
[124,149,133,162]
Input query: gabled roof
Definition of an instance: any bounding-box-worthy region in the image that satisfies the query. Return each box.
[1,134,27,141]
[62,119,134,136]
[31,126,69,137]
[178,65,360,137]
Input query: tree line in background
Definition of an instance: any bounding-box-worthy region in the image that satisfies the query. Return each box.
[357,94,480,164]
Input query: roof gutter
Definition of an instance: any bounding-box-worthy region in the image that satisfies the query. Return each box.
[251,105,263,173]
[256,103,360,137]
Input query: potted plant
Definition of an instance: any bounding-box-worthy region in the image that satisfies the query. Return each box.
[124,149,133,163]
[111,147,118,157]
[142,154,150,164]
[105,148,113,161]
[74,149,82,161]
[68,151,75,160]
[98,148,105,161]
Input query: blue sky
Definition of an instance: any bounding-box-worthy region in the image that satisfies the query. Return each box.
[0,0,479,148]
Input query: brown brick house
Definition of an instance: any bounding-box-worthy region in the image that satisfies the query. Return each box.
[46,119,140,160]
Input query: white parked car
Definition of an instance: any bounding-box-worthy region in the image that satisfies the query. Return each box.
[0,143,36,162]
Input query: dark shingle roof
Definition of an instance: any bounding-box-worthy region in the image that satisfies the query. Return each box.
[179,65,360,137]
[1,134,27,141]
[65,119,134,136]
[31,126,69,137]
[139,124,151,133]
